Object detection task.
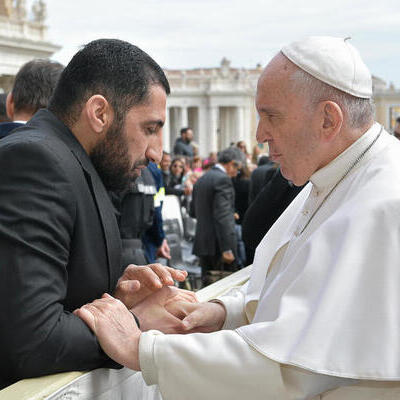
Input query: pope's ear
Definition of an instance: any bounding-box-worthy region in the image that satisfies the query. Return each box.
[84,95,112,135]
[318,101,343,142]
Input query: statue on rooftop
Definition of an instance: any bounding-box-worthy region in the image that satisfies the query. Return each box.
[32,0,46,24]
[15,0,27,20]
[0,0,13,17]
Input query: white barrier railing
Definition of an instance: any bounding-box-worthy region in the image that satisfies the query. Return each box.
[0,267,252,400]
[2,264,400,400]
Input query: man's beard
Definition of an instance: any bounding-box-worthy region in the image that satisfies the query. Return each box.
[90,119,148,193]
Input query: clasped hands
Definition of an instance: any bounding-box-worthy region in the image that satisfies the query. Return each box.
[74,263,227,370]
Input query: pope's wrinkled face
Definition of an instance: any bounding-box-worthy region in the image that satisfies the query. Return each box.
[91,84,166,191]
[255,54,321,186]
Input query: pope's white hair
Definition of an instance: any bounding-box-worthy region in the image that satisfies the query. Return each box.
[289,67,375,130]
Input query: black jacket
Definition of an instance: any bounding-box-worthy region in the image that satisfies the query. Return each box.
[0,110,122,388]
[249,162,277,203]
[164,172,185,197]
[242,168,304,255]
[191,166,236,257]
[0,121,24,139]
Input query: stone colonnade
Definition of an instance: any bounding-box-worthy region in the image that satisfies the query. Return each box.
[163,96,255,157]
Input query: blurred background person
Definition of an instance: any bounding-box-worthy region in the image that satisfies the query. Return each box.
[236,140,251,165]
[142,161,170,263]
[393,116,400,140]
[232,163,251,267]
[0,93,10,123]
[160,151,172,183]
[173,126,195,158]
[165,157,192,200]
[116,167,157,266]
[249,155,277,203]
[190,147,244,286]
[0,59,63,139]
[242,167,305,264]
[251,143,262,164]
[191,155,203,173]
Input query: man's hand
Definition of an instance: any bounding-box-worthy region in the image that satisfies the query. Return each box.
[165,301,226,333]
[74,293,141,371]
[156,238,171,260]
[132,286,198,333]
[222,250,235,264]
[114,264,187,309]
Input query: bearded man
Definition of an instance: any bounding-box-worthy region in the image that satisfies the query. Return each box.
[0,39,196,389]
[76,37,400,399]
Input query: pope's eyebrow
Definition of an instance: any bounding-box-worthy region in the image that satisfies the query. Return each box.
[258,107,283,117]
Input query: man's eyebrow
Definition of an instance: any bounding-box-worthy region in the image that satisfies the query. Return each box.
[144,119,164,127]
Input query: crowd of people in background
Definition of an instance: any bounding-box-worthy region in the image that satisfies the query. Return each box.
[156,127,301,285]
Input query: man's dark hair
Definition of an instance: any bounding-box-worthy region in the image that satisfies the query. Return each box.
[218,147,245,164]
[0,93,9,122]
[12,59,64,115]
[396,117,400,124]
[180,127,191,135]
[163,151,170,156]
[48,39,170,127]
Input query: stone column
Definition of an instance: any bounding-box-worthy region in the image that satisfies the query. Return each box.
[243,105,252,147]
[208,106,219,153]
[163,106,171,152]
[198,105,208,157]
[236,106,245,143]
[180,106,188,128]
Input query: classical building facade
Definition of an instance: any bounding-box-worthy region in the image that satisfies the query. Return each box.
[373,77,400,132]
[164,58,262,157]
[0,0,60,92]
[165,60,400,156]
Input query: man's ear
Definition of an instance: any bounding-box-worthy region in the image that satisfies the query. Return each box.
[317,101,343,142]
[84,95,113,135]
[6,92,14,120]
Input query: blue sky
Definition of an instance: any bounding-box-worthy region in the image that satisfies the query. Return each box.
[39,0,399,88]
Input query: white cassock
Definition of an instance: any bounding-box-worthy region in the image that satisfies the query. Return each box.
[138,123,400,400]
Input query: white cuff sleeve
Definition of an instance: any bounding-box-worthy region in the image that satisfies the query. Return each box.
[214,286,248,329]
[138,330,164,386]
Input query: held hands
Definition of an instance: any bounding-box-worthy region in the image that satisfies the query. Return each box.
[166,300,227,333]
[131,286,198,333]
[74,291,226,370]
[74,294,141,370]
[113,263,187,309]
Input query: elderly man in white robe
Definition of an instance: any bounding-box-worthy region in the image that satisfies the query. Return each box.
[75,36,400,400]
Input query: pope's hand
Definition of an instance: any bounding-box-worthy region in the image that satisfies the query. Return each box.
[132,286,198,333]
[74,293,141,371]
[165,301,226,333]
[113,264,187,309]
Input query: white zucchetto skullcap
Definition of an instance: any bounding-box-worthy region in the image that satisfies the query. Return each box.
[281,36,372,99]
